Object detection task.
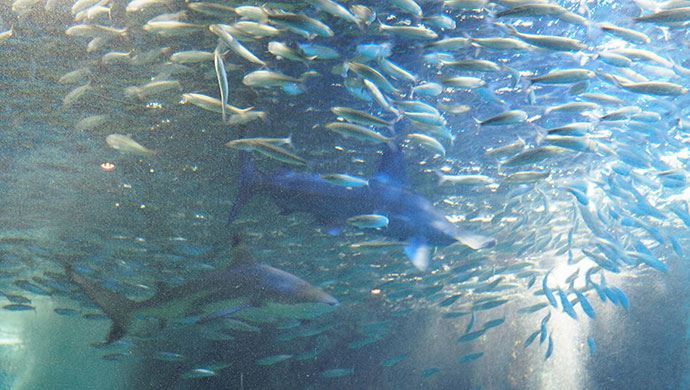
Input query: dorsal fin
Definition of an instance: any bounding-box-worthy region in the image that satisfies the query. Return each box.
[374,142,406,186]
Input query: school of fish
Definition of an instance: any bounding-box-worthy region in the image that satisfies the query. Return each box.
[0,0,690,387]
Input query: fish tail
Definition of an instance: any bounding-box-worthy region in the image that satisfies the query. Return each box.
[63,262,136,344]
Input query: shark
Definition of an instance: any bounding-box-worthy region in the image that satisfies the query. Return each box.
[228,143,495,271]
[64,236,338,344]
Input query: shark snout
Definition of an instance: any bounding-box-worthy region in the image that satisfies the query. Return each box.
[299,285,339,306]
[321,293,339,306]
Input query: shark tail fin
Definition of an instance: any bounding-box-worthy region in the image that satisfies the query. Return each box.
[227,151,263,226]
[64,263,137,344]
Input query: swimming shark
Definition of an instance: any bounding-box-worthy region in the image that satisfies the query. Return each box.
[228,143,495,271]
[63,236,338,344]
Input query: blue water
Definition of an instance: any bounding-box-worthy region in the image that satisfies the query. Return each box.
[0,0,690,389]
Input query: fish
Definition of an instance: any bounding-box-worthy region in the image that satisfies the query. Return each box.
[225,144,494,271]
[542,271,557,307]
[307,0,359,24]
[524,329,540,348]
[574,288,595,319]
[324,122,391,143]
[483,317,506,330]
[519,303,548,314]
[256,354,293,365]
[503,171,550,184]
[106,134,155,156]
[476,110,528,126]
[441,59,502,72]
[181,368,217,379]
[500,24,587,51]
[243,70,318,94]
[213,47,229,123]
[347,214,389,229]
[406,133,446,156]
[544,335,553,360]
[62,235,338,344]
[330,107,392,127]
[615,80,688,96]
[154,352,185,362]
[209,24,266,66]
[321,368,354,378]
[441,76,486,89]
[264,8,334,38]
[457,328,486,343]
[180,93,254,116]
[378,22,437,40]
[529,69,595,85]
[465,311,476,333]
[558,290,577,320]
[598,22,651,44]
[502,146,567,167]
[268,41,315,63]
[634,7,690,23]
[412,83,444,97]
[436,172,493,186]
[320,174,369,188]
[347,62,398,94]
[587,337,597,354]
[458,351,484,363]
[3,304,35,311]
[380,354,407,367]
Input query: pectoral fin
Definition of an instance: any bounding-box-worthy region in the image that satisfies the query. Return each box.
[405,238,431,271]
[455,231,496,250]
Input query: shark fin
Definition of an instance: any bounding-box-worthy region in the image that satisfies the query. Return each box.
[374,142,407,186]
[227,151,264,226]
[405,237,431,271]
[455,231,496,250]
[65,264,137,344]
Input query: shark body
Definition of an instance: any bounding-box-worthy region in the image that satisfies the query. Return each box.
[229,144,495,270]
[65,237,338,344]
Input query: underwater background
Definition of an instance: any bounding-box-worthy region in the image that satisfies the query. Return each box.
[0,0,689,388]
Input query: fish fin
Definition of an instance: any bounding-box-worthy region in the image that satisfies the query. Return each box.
[373,141,407,186]
[405,238,431,271]
[227,152,263,226]
[64,264,136,344]
[455,231,496,250]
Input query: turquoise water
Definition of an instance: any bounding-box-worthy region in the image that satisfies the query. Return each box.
[0,1,690,388]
